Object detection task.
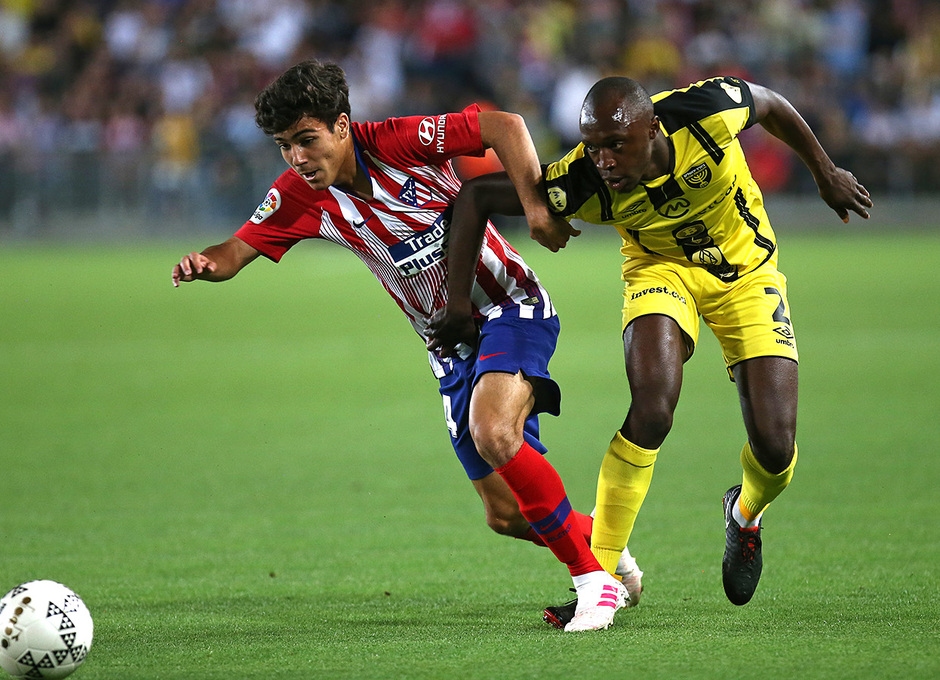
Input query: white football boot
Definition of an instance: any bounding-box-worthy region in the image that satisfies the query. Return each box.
[564,572,628,632]
[616,545,644,607]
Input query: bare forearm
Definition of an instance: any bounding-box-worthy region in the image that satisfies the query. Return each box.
[478,110,580,250]
[749,84,835,183]
[172,236,259,287]
[197,241,246,281]
[748,81,872,222]
[446,174,521,311]
[426,174,519,355]
[478,113,544,214]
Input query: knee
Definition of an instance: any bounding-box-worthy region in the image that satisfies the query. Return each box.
[624,398,675,448]
[749,431,796,474]
[469,418,521,468]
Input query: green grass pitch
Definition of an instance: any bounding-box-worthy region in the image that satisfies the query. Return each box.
[1,228,938,679]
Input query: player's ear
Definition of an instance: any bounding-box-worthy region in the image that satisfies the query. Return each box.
[336,113,350,139]
[649,116,660,139]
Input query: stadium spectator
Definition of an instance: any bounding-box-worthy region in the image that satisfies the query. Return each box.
[0,1,935,226]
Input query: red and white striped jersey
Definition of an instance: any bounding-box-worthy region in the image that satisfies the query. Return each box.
[235,105,555,375]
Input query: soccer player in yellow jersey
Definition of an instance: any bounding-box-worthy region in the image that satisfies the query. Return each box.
[428,75,872,630]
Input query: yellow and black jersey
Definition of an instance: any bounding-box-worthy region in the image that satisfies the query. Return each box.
[544,77,777,282]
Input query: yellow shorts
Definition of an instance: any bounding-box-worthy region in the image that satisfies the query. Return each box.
[621,259,798,374]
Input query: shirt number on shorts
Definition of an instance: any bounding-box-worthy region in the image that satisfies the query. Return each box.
[442,395,458,439]
[764,287,791,325]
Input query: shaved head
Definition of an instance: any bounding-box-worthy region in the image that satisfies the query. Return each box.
[577,77,662,194]
[580,77,653,130]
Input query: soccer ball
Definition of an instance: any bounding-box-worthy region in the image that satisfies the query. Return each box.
[0,581,93,679]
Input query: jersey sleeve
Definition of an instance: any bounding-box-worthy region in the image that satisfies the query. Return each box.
[354,104,486,167]
[543,146,607,221]
[234,171,317,263]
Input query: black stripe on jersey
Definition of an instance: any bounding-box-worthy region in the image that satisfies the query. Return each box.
[654,77,755,134]
[626,229,660,256]
[597,181,614,221]
[734,187,776,256]
[688,122,725,164]
[644,176,684,211]
[545,155,606,218]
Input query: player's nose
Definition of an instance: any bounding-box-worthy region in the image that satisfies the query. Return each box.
[289,145,307,168]
[595,148,616,170]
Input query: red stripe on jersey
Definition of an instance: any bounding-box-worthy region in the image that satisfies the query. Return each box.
[481,226,528,291]
[235,106,553,347]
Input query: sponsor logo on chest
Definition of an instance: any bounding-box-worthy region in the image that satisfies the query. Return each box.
[388,213,449,277]
[658,197,691,219]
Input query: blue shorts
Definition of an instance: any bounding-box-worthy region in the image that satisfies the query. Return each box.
[437,314,562,480]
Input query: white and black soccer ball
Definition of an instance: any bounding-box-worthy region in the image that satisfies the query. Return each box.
[0,580,93,679]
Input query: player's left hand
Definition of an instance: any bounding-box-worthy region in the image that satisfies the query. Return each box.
[818,167,873,223]
[426,306,478,357]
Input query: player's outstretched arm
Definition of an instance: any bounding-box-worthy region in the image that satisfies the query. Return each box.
[171,236,260,287]
[478,111,580,251]
[748,81,873,223]
[426,172,519,356]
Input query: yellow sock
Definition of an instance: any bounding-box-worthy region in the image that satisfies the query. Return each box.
[739,441,798,520]
[591,432,658,574]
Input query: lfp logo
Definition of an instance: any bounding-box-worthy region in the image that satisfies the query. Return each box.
[250,188,281,223]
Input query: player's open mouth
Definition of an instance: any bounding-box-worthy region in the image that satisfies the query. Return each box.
[297,170,320,184]
[604,176,628,190]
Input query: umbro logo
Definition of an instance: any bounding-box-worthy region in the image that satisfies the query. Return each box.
[617,199,647,218]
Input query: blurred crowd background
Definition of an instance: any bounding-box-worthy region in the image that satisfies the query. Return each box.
[1,0,938,234]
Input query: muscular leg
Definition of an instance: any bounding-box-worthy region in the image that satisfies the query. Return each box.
[721,357,798,605]
[471,473,531,538]
[468,370,534,469]
[469,371,601,578]
[471,472,594,545]
[732,357,798,474]
[731,357,799,519]
[621,314,689,447]
[591,314,688,574]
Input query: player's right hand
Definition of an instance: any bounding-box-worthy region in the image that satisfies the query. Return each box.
[529,212,581,252]
[426,305,478,357]
[818,167,873,223]
[172,252,217,287]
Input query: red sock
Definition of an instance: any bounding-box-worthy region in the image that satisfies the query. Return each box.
[521,511,593,547]
[495,442,601,577]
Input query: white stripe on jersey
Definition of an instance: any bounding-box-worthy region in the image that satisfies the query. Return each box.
[245,137,554,358]
[370,158,454,215]
[325,186,446,334]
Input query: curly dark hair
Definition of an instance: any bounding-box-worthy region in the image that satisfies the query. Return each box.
[254,60,351,136]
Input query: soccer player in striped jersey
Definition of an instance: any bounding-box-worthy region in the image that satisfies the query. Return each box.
[428,76,873,626]
[171,60,630,628]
